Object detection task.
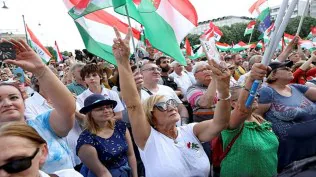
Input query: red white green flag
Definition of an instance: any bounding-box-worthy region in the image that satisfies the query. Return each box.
[25,25,52,63]
[249,0,269,18]
[64,0,198,65]
[185,37,192,56]
[284,33,294,44]
[244,20,256,36]
[53,41,63,62]
[215,42,231,51]
[231,41,247,52]
[307,27,316,39]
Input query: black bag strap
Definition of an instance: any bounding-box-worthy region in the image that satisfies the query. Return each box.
[220,124,244,161]
[142,87,153,95]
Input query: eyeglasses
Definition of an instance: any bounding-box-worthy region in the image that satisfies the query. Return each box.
[195,68,210,74]
[0,148,39,174]
[154,99,178,112]
[142,67,162,72]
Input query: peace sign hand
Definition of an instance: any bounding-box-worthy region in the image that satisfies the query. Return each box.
[112,27,132,63]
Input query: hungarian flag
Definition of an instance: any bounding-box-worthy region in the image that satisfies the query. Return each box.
[64,0,198,65]
[256,40,264,48]
[284,33,294,44]
[247,43,257,49]
[215,42,231,51]
[244,20,256,36]
[231,41,247,52]
[249,0,269,18]
[299,40,315,49]
[307,26,316,39]
[185,37,192,56]
[53,41,63,62]
[25,25,52,63]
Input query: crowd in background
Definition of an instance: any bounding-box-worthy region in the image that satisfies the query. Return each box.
[0,32,315,177]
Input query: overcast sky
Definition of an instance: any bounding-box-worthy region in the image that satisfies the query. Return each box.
[0,0,284,52]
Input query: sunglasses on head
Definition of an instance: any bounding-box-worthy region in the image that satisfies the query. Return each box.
[0,148,39,174]
[154,99,178,112]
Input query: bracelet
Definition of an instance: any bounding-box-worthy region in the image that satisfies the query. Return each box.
[217,93,231,101]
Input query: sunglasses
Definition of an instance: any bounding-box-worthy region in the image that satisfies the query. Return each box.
[0,148,39,174]
[154,99,178,112]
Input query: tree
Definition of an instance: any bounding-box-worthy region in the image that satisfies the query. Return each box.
[285,16,316,38]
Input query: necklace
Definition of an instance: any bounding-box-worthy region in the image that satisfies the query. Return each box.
[164,130,178,144]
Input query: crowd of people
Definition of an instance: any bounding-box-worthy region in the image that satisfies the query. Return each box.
[0,29,315,177]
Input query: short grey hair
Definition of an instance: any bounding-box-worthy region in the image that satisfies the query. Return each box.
[249,55,262,69]
[70,62,85,73]
[192,61,208,74]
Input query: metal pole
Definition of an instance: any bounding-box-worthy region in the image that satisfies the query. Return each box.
[248,30,254,44]
[22,15,29,44]
[296,0,310,36]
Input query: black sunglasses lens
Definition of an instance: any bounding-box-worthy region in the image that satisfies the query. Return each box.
[3,159,32,173]
[155,103,167,112]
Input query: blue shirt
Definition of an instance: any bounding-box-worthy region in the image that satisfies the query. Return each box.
[258,84,316,171]
[76,121,128,176]
[67,81,86,96]
[27,111,73,173]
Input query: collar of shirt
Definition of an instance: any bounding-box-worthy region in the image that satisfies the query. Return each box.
[87,87,108,96]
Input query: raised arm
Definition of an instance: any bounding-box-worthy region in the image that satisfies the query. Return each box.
[193,60,231,142]
[4,39,75,137]
[112,27,151,149]
[228,63,268,129]
[277,36,299,62]
[197,75,217,108]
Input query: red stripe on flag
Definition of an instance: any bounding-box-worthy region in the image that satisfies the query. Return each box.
[75,0,90,9]
[311,27,316,35]
[84,10,140,39]
[185,37,192,56]
[26,25,52,57]
[249,0,267,14]
[247,20,256,28]
[55,41,63,61]
[168,0,198,26]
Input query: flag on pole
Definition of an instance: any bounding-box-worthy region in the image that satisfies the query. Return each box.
[307,26,316,39]
[203,22,222,41]
[284,33,295,43]
[65,0,198,65]
[231,41,248,52]
[215,42,231,51]
[256,40,263,48]
[25,25,52,63]
[249,0,269,18]
[299,40,315,49]
[257,8,271,33]
[244,20,256,36]
[53,41,63,62]
[185,37,192,56]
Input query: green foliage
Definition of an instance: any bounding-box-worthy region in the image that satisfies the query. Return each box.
[284,16,316,38]
[187,33,201,46]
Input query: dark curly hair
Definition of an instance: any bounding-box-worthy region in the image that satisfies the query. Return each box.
[80,63,102,81]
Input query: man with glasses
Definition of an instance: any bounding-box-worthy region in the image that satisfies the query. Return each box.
[170,60,194,96]
[140,63,189,126]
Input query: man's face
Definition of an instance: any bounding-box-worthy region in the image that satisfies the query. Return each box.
[159,58,170,72]
[174,64,183,74]
[185,60,193,72]
[234,54,243,66]
[141,63,161,83]
[73,67,83,81]
[289,53,301,63]
[194,65,212,84]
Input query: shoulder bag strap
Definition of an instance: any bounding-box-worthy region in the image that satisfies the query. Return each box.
[142,87,153,95]
[219,124,244,161]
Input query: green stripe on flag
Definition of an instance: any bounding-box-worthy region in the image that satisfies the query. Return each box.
[257,8,270,21]
[75,22,117,65]
[69,1,112,19]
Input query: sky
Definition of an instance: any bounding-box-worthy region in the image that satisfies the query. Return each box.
[0,0,284,53]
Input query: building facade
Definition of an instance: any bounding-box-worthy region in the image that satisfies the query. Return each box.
[270,0,316,19]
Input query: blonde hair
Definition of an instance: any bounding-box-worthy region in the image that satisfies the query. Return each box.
[85,112,115,134]
[0,122,46,146]
[142,95,165,127]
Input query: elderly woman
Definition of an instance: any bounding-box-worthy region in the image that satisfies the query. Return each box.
[0,39,76,173]
[112,28,231,177]
[256,60,316,173]
[0,122,82,176]
[76,94,137,177]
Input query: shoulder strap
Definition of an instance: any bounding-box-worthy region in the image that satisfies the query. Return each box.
[49,174,59,177]
[220,124,244,161]
[142,87,153,95]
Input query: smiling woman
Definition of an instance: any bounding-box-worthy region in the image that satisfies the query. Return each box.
[0,122,82,177]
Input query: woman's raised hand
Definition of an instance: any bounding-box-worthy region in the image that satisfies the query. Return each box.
[112,27,132,62]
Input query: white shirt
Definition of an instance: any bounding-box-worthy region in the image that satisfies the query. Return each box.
[77,87,124,112]
[139,124,210,177]
[237,71,250,87]
[25,92,52,120]
[186,71,196,84]
[169,72,193,95]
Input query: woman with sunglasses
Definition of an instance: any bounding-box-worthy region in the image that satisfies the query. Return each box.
[112,28,231,177]
[218,63,279,177]
[0,122,82,177]
[256,61,316,173]
[76,94,137,177]
[0,39,76,173]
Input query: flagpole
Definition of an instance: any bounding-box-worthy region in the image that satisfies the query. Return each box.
[22,15,28,44]
[124,5,139,68]
[296,0,309,36]
[248,30,254,44]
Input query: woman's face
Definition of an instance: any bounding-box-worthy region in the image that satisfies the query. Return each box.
[91,105,114,123]
[151,98,180,127]
[0,136,47,177]
[0,86,25,123]
[274,67,294,83]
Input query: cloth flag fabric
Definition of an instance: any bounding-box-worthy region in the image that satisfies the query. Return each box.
[257,11,271,33]
[65,0,198,65]
[215,42,231,51]
[299,40,316,49]
[231,41,247,52]
[203,22,223,41]
[249,0,269,18]
[284,33,294,44]
[185,37,192,56]
[53,41,63,62]
[256,40,264,48]
[307,26,316,39]
[244,20,256,36]
[25,25,52,63]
